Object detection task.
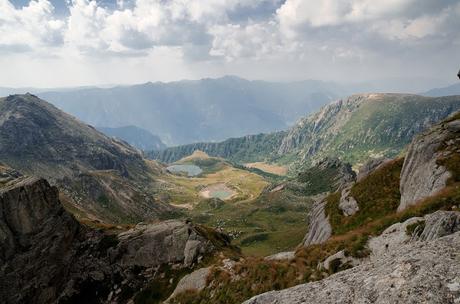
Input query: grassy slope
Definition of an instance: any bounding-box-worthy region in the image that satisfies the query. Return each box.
[169,131,460,303]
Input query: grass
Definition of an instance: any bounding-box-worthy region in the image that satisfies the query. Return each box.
[187,184,312,257]
[326,158,403,235]
[168,133,460,303]
[159,163,269,206]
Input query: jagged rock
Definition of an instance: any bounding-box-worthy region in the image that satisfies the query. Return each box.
[265,251,295,261]
[338,185,359,216]
[398,117,460,211]
[0,175,226,304]
[302,197,332,246]
[368,217,424,259]
[369,211,460,259]
[165,267,211,303]
[417,211,460,241]
[357,157,391,182]
[244,231,460,304]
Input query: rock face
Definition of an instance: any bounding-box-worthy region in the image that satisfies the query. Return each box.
[302,198,332,246]
[0,175,225,304]
[0,94,173,223]
[338,185,359,216]
[115,220,212,268]
[245,230,460,304]
[398,116,460,211]
[357,157,391,182]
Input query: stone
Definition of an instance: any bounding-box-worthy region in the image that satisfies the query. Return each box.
[321,250,360,271]
[302,197,332,246]
[244,231,460,304]
[398,116,459,211]
[165,267,211,303]
[338,185,359,216]
[0,174,227,304]
[357,157,391,182]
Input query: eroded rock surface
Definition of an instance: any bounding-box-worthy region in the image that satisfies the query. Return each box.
[357,157,391,182]
[338,185,359,216]
[398,117,460,211]
[0,175,224,304]
[245,231,460,304]
[302,197,332,246]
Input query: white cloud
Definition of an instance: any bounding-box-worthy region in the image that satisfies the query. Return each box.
[0,0,65,50]
[209,21,282,61]
[0,0,459,88]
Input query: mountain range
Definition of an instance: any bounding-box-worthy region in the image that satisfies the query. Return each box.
[1,89,460,304]
[151,93,460,171]
[34,76,350,146]
[97,125,166,151]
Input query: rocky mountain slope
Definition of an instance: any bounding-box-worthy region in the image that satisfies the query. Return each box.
[38,77,346,145]
[0,94,173,223]
[164,111,460,304]
[242,111,460,304]
[97,125,166,151]
[152,94,460,170]
[0,171,231,304]
[245,229,460,304]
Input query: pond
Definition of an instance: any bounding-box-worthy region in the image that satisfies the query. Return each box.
[166,164,203,177]
[200,184,236,200]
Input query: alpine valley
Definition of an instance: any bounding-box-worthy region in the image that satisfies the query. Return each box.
[2,82,460,304]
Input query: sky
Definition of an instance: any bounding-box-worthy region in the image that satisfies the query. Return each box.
[1,0,459,90]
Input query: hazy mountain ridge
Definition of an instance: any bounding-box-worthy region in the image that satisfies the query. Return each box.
[97,125,166,151]
[152,93,460,170]
[422,82,460,97]
[37,76,348,145]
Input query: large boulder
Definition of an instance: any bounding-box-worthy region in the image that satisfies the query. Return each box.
[114,220,212,268]
[165,267,211,303]
[398,116,460,211]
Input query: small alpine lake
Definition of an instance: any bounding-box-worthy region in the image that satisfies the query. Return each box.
[166,164,203,177]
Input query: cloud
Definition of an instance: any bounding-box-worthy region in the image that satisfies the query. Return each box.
[0,0,65,51]
[1,0,459,88]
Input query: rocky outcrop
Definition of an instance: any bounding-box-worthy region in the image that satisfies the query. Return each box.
[245,230,460,304]
[166,267,211,303]
[321,250,361,272]
[0,175,227,304]
[398,116,460,211]
[338,185,359,216]
[115,220,212,268]
[357,157,391,182]
[302,198,332,246]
